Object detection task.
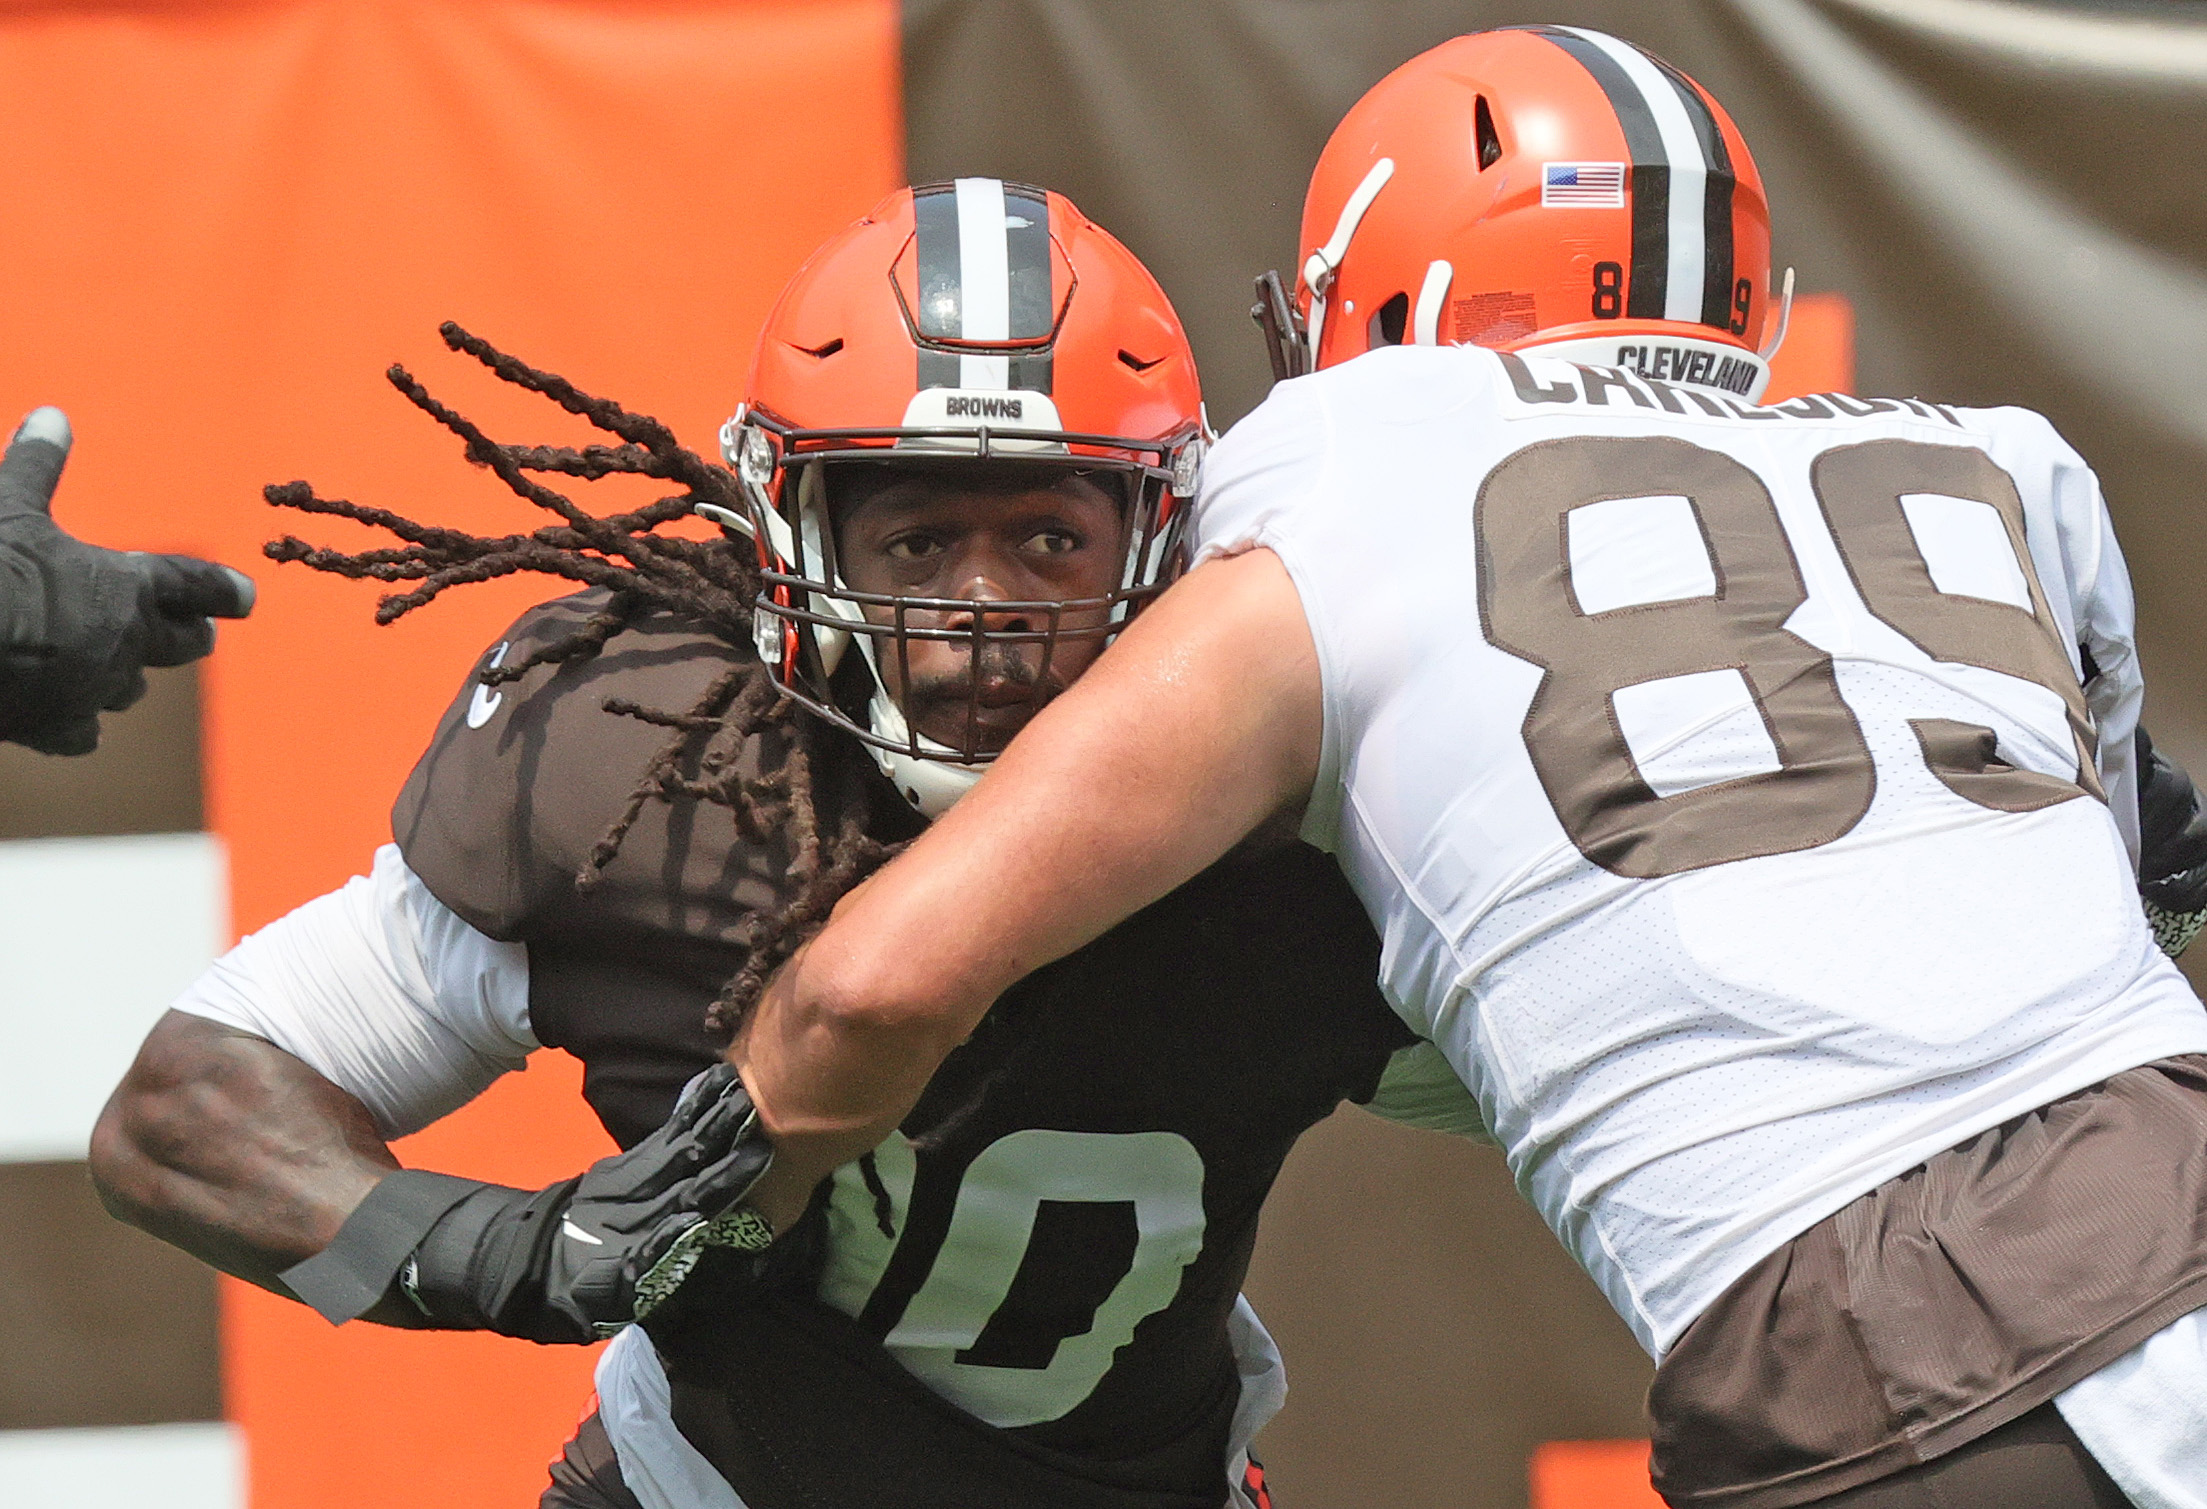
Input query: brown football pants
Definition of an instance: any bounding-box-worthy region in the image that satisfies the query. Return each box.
[551,1397,2119,1509]
[541,1412,645,1509]
[539,1408,1284,1508]
[1806,1404,2131,1509]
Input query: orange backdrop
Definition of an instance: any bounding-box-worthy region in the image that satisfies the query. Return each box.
[1763,293,1853,411]
[0,1,899,1503]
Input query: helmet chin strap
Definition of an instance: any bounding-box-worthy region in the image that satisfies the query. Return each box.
[812,550,988,820]
[794,465,855,677]
[882,756,986,819]
[1760,267,1795,361]
[1302,157,1395,368]
[863,680,988,818]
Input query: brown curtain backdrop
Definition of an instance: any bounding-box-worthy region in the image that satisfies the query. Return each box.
[904,4,2207,1506]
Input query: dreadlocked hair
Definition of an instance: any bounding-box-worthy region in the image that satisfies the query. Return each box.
[263,322,908,1037]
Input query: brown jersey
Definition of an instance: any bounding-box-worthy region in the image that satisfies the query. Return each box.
[394,591,1414,1504]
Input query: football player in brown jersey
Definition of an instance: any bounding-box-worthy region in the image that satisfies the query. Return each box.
[90,181,1474,1509]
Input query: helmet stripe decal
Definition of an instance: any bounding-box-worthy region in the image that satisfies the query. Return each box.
[1653,62,1740,331]
[910,180,1056,394]
[1533,28,1725,328]
[953,177,1011,388]
[1557,29,1713,327]
[1528,27,1673,320]
[954,177,1010,341]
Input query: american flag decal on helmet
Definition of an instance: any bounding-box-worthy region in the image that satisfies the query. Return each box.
[1542,162,1627,208]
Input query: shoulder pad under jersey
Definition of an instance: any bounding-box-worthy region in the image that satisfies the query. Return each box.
[392,590,858,950]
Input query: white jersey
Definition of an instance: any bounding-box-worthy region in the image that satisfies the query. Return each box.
[1195,345,2207,1355]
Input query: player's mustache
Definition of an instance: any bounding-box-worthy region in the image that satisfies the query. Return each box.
[902,641,1069,710]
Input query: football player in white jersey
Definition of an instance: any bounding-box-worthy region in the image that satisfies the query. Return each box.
[722,29,2207,1509]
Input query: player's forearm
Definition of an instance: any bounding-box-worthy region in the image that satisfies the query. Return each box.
[731,935,974,1229]
[89,1011,416,1317]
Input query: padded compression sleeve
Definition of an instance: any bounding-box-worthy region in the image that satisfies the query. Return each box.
[172,845,536,1137]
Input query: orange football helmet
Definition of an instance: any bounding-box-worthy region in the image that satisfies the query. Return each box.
[713,179,1206,815]
[1255,26,1789,400]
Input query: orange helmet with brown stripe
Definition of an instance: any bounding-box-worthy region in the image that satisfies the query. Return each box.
[1255,27,1788,401]
[713,179,1206,815]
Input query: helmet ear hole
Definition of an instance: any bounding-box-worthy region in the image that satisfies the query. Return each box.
[1474,95,1502,170]
[1368,292,1410,348]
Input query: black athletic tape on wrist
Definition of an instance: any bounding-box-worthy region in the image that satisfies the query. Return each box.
[280,1170,488,1325]
[403,1180,580,1339]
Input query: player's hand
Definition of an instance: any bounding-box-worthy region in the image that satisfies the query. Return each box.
[2137,728,2207,957]
[553,1063,783,1336]
[0,407,256,755]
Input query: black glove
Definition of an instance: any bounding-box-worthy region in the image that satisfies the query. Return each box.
[2137,726,2207,957]
[282,1064,777,1343]
[0,407,255,755]
[640,1177,834,1351]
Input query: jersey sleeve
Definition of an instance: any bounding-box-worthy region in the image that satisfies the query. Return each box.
[171,845,535,1139]
[1189,375,1339,569]
[1193,351,1511,857]
[1193,376,1354,849]
[392,590,819,953]
[389,593,636,938]
[2030,416,2144,863]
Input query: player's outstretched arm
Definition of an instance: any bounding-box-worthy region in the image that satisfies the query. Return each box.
[90,1011,425,1323]
[95,1013,777,1339]
[734,547,1324,1228]
[95,852,780,1340]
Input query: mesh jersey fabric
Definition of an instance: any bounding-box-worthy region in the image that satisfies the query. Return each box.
[1192,345,2207,1354]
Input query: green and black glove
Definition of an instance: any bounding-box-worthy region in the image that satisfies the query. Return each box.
[283,1064,778,1343]
[2138,727,2207,958]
